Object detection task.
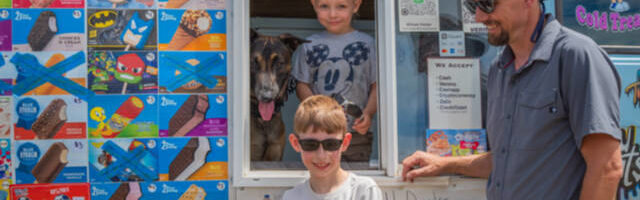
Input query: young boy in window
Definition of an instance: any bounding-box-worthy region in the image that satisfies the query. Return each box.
[283,95,382,200]
[292,0,377,162]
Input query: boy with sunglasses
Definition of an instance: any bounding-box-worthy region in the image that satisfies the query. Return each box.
[283,95,382,200]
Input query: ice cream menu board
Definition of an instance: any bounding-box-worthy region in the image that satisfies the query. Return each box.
[427,58,482,129]
[0,0,229,199]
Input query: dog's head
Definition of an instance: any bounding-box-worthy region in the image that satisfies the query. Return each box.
[250,29,308,121]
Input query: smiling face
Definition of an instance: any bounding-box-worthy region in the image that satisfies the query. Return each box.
[311,0,361,35]
[290,130,351,179]
[473,0,529,46]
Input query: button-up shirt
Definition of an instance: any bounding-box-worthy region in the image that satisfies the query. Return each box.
[485,16,621,200]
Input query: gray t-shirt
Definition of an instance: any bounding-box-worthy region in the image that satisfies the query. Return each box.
[485,16,621,200]
[292,31,377,131]
[282,173,383,200]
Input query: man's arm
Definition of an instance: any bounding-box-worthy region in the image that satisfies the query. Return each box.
[402,151,492,181]
[579,134,623,200]
[296,81,313,101]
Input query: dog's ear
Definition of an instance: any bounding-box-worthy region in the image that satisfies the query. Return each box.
[279,33,310,52]
[250,29,259,43]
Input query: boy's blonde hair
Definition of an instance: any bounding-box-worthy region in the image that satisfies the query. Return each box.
[294,95,346,134]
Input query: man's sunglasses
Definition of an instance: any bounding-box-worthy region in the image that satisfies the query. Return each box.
[295,134,343,151]
[463,0,495,14]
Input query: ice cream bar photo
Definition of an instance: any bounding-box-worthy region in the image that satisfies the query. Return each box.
[31,142,68,183]
[169,137,210,180]
[167,10,212,50]
[31,98,67,139]
[168,95,209,136]
[120,12,154,51]
[28,11,57,51]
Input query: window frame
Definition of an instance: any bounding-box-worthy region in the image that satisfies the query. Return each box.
[230,0,399,187]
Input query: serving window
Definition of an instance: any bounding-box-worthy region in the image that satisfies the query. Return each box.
[231,0,398,186]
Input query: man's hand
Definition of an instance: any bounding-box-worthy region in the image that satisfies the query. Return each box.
[402,151,492,181]
[401,151,448,182]
[352,115,371,135]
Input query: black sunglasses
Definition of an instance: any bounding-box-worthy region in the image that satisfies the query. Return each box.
[295,134,343,151]
[463,0,496,14]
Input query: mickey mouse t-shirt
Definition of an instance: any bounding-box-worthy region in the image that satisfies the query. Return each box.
[292,30,377,131]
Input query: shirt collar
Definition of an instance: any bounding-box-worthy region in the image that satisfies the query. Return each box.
[495,14,561,69]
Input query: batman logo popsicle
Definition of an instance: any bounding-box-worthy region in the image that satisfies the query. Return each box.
[89,11,118,29]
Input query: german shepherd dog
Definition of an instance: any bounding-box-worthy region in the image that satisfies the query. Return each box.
[250,29,308,161]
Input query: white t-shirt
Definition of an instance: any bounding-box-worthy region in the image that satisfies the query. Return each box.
[282,173,383,200]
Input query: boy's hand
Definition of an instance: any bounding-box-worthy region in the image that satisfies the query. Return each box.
[352,114,371,135]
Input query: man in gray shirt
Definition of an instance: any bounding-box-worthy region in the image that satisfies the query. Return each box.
[402,0,623,199]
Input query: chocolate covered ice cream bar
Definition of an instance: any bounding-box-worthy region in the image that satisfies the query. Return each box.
[168,95,209,136]
[169,137,210,180]
[31,142,68,183]
[110,183,130,200]
[110,182,141,200]
[31,98,67,139]
[28,11,58,51]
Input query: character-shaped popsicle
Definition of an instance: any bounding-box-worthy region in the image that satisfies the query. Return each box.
[120,12,154,51]
[114,53,146,94]
[28,11,57,51]
[167,10,212,50]
[100,96,144,138]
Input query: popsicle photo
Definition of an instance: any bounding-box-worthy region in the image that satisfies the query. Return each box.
[158,9,226,51]
[88,94,158,138]
[1,51,88,97]
[87,9,157,51]
[158,51,226,93]
[88,51,158,94]
[88,138,159,182]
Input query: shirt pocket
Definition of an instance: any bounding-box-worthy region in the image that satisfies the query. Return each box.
[513,90,565,150]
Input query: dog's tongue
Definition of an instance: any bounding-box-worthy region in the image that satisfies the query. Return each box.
[258,101,275,121]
